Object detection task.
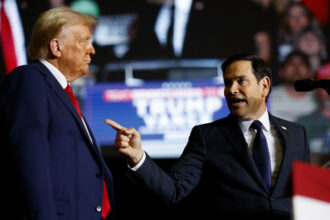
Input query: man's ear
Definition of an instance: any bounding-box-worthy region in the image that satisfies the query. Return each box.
[49,39,63,58]
[261,76,271,98]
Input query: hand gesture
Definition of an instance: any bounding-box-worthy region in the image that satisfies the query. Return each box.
[104,119,144,165]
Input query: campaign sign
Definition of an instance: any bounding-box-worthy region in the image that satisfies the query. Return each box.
[84,80,230,158]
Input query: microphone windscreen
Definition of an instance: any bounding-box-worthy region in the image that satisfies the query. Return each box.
[294,79,314,92]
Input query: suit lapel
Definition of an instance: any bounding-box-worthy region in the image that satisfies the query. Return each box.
[269,114,290,195]
[82,115,101,151]
[31,62,101,155]
[82,115,113,184]
[221,115,269,194]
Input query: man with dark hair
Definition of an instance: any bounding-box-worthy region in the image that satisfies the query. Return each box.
[106,53,310,219]
[221,53,272,101]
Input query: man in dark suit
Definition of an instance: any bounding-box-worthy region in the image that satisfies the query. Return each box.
[0,7,114,220]
[125,0,264,59]
[105,54,310,219]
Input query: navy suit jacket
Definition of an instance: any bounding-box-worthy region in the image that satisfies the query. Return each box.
[0,62,114,220]
[131,114,310,219]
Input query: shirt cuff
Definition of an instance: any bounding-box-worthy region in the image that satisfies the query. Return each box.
[128,152,146,171]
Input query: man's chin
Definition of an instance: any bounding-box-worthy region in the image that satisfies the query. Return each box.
[230,109,242,117]
[230,109,248,119]
[69,72,88,82]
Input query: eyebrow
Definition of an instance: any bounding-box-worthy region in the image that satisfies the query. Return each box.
[224,74,248,79]
[80,34,91,39]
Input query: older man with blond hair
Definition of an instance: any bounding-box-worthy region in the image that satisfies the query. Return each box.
[0,7,114,220]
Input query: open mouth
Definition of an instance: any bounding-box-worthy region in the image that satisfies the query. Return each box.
[229,98,246,105]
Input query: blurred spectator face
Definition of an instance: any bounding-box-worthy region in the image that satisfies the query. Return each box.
[259,0,272,9]
[297,31,325,56]
[279,55,312,84]
[255,31,272,63]
[287,4,310,34]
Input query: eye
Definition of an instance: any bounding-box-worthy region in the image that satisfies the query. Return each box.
[79,37,91,45]
[238,78,247,85]
[224,79,231,87]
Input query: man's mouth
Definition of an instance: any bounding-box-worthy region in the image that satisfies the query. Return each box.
[228,98,246,105]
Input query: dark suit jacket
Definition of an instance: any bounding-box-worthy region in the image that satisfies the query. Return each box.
[0,62,114,220]
[130,114,310,219]
[125,0,264,59]
[125,0,208,59]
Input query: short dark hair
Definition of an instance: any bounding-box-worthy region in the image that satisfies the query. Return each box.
[280,50,310,69]
[221,53,272,101]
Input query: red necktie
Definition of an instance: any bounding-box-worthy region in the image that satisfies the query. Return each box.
[64,84,82,117]
[0,0,18,74]
[101,181,111,219]
[65,84,111,218]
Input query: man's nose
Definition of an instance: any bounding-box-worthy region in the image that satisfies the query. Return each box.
[228,82,238,94]
[88,43,95,55]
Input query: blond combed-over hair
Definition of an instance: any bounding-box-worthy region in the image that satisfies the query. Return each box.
[28,7,97,60]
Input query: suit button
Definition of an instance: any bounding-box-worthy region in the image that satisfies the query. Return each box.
[96,172,102,178]
[269,197,275,201]
[96,206,102,212]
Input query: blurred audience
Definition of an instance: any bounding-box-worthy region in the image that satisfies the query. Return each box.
[255,31,273,64]
[270,50,317,122]
[294,26,328,73]
[253,0,278,63]
[297,64,330,154]
[277,2,320,62]
[253,0,278,39]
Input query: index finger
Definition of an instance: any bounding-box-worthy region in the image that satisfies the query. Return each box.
[104,119,125,131]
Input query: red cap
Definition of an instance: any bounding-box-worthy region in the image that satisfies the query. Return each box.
[316,63,330,80]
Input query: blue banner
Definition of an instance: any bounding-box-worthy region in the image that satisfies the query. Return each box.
[84,80,230,158]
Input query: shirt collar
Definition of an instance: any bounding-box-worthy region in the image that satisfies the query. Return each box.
[239,109,270,134]
[40,59,68,89]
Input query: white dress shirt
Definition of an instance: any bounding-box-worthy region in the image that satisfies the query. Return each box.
[154,0,193,57]
[239,109,283,185]
[39,59,94,144]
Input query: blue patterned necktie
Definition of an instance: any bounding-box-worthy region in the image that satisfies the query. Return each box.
[251,120,272,191]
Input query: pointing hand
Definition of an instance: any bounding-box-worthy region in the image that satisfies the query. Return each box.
[104,119,144,165]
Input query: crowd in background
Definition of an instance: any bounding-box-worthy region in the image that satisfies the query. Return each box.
[1,0,330,157]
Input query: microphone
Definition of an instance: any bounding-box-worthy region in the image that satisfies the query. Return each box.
[294,79,330,94]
